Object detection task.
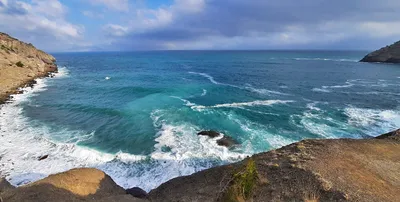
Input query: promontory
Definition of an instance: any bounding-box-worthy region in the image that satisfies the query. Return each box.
[360,40,400,63]
[0,32,57,104]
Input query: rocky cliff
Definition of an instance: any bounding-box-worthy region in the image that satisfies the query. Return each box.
[0,32,57,103]
[360,41,400,63]
[1,129,399,202]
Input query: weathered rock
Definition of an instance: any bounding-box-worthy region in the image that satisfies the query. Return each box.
[0,177,15,193]
[375,128,400,141]
[149,129,400,202]
[96,195,148,202]
[217,136,239,148]
[38,154,49,161]
[360,41,400,63]
[126,187,148,199]
[197,130,221,138]
[0,32,57,103]
[0,168,127,202]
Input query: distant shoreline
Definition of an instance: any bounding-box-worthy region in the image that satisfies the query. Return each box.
[0,32,58,104]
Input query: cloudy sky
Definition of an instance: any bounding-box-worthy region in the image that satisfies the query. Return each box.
[0,0,399,52]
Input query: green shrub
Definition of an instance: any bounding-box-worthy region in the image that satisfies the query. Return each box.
[16,61,24,67]
[221,158,258,202]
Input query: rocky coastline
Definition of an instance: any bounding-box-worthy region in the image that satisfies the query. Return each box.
[0,32,57,104]
[1,129,399,202]
[1,33,400,201]
[360,40,400,63]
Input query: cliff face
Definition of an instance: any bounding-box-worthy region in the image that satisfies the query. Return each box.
[360,41,400,63]
[0,32,57,103]
[1,129,399,202]
[149,129,400,202]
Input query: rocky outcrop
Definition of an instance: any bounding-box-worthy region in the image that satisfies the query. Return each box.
[198,130,239,148]
[126,187,148,199]
[0,168,145,202]
[360,41,400,63]
[1,130,400,202]
[0,32,57,104]
[197,130,221,138]
[149,129,400,202]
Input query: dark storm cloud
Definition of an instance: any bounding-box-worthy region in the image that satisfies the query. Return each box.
[111,0,400,50]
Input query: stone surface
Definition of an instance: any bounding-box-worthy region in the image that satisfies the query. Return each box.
[126,187,148,199]
[360,41,400,63]
[197,130,221,138]
[216,136,238,148]
[0,168,133,202]
[0,177,15,193]
[1,128,400,201]
[0,32,57,104]
[149,129,400,202]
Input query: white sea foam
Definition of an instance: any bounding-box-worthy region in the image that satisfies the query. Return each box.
[55,67,69,78]
[189,72,289,96]
[188,72,221,85]
[201,89,207,96]
[293,58,357,62]
[344,107,400,132]
[312,88,331,93]
[170,96,196,107]
[323,82,354,89]
[224,112,294,149]
[192,100,294,110]
[0,77,248,192]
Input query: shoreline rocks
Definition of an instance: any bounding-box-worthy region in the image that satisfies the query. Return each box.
[1,129,400,201]
[0,32,58,104]
[126,187,148,199]
[360,40,400,63]
[149,128,400,202]
[197,130,239,148]
[197,130,221,138]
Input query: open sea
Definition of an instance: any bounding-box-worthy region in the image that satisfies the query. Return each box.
[1,51,400,191]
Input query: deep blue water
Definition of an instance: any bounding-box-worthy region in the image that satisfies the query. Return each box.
[1,51,400,190]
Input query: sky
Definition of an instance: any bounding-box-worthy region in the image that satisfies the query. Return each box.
[0,0,399,52]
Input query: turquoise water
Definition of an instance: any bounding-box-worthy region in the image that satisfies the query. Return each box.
[1,51,400,190]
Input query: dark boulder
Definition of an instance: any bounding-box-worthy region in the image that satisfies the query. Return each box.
[217,136,239,148]
[38,155,49,161]
[197,130,221,138]
[126,187,148,199]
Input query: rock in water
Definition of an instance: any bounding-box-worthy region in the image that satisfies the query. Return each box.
[38,155,49,161]
[126,187,148,199]
[197,130,221,138]
[360,40,400,63]
[217,136,238,148]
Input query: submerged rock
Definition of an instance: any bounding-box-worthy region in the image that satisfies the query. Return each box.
[126,187,148,199]
[197,131,239,148]
[360,40,400,63]
[197,130,221,138]
[217,136,239,148]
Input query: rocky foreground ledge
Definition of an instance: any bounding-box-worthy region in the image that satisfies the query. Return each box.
[360,40,400,63]
[0,32,57,104]
[1,129,399,202]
